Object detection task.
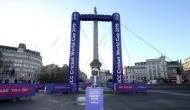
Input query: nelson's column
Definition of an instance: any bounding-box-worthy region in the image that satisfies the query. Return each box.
[90,7,102,78]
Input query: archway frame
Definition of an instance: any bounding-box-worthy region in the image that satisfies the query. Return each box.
[68,12,123,91]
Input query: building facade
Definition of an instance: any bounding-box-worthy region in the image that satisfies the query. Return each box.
[124,56,171,83]
[183,57,190,82]
[183,57,190,71]
[97,69,112,86]
[146,56,167,80]
[135,62,147,81]
[167,61,183,83]
[89,69,112,86]
[0,43,42,83]
[124,66,136,83]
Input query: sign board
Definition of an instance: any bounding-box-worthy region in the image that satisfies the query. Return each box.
[85,87,103,110]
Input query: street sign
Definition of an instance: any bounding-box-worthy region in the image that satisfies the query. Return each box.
[85,87,103,110]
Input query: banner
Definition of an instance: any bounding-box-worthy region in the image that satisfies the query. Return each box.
[112,13,123,84]
[45,83,72,93]
[0,84,35,99]
[69,12,80,91]
[117,83,135,93]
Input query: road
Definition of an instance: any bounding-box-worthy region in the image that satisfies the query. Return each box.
[0,90,190,110]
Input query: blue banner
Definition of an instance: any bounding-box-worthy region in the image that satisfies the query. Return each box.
[135,83,148,93]
[45,83,72,93]
[112,13,123,84]
[80,14,112,21]
[86,87,103,110]
[69,12,80,91]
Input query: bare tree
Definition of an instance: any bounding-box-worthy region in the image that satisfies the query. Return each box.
[0,51,4,75]
[38,64,69,83]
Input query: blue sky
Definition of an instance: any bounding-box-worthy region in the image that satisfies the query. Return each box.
[0,0,189,77]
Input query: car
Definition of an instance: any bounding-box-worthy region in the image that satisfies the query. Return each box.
[147,80,158,85]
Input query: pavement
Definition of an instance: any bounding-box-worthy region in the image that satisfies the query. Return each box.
[0,90,190,110]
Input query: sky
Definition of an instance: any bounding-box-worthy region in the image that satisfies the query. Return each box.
[0,0,189,78]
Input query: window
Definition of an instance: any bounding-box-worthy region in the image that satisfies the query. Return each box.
[158,72,161,75]
[152,62,155,65]
[150,76,152,79]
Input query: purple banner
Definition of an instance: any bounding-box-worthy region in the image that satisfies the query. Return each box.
[35,84,45,91]
[112,13,123,84]
[86,87,103,110]
[69,12,81,91]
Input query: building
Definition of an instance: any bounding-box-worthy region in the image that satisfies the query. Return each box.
[89,69,112,86]
[124,66,136,83]
[135,62,147,81]
[183,57,190,71]
[97,69,112,86]
[146,56,167,80]
[124,56,185,84]
[167,61,183,83]
[124,56,169,82]
[183,57,190,83]
[0,43,42,83]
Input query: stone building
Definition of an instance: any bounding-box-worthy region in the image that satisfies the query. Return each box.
[0,43,42,83]
[183,57,190,83]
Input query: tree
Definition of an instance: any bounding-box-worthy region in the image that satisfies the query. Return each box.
[61,64,69,83]
[38,72,50,83]
[0,51,4,74]
[176,67,182,75]
[38,64,69,83]
[79,79,85,82]
[11,68,15,76]
[107,79,113,82]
